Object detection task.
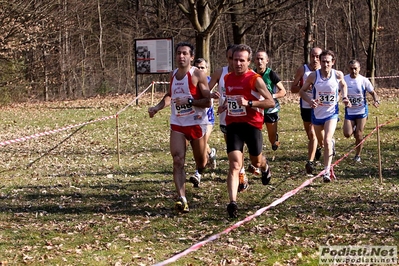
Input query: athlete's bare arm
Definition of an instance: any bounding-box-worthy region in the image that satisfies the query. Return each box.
[148,72,173,117]
[336,70,351,108]
[208,68,223,99]
[291,65,305,93]
[274,81,286,98]
[238,77,275,109]
[299,72,316,107]
[192,68,211,108]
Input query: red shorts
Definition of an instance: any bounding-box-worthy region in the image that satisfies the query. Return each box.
[171,124,206,141]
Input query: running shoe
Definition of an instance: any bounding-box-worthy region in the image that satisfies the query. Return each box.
[208,148,217,169]
[189,172,201,188]
[175,197,189,213]
[305,161,315,175]
[272,133,280,151]
[315,147,322,161]
[261,165,272,185]
[354,155,361,162]
[227,201,238,218]
[238,172,249,192]
[323,171,331,183]
[247,164,260,175]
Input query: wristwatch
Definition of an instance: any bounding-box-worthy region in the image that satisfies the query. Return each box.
[188,98,194,105]
[248,100,253,107]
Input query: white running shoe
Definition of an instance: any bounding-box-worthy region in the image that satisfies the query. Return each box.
[323,171,331,183]
[189,171,201,188]
[208,148,217,169]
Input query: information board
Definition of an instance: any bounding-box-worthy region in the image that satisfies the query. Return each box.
[135,38,173,74]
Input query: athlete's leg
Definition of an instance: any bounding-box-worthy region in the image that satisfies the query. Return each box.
[249,153,268,172]
[227,150,243,202]
[354,117,367,157]
[343,118,355,138]
[304,121,318,161]
[313,124,325,154]
[170,130,188,198]
[205,124,213,155]
[265,122,277,146]
[191,132,208,173]
[323,119,338,169]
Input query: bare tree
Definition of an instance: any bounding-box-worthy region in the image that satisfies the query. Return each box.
[366,0,380,85]
[1,0,398,103]
[304,0,316,64]
[174,0,231,64]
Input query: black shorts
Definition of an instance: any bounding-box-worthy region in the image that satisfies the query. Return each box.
[226,123,263,156]
[264,112,280,124]
[300,108,312,123]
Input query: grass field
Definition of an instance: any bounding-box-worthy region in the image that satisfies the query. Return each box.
[0,90,398,265]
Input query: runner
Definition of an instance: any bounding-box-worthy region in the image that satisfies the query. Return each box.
[291,47,323,175]
[299,50,351,182]
[148,42,211,212]
[222,44,275,217]
[343,59,380,162]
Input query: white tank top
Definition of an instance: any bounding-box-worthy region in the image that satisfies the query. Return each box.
[218,66,229,126]
[300,64,313,109]
[170,67,208,126]
[312,69,339,120]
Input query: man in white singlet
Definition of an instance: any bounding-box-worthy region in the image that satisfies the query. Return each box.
[291,47,323,175]
[192,58,217,176]
[148,42,211,213]
[343,59,380,162]
[299,50,351,182]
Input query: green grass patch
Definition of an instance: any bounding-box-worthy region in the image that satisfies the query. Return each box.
[0,92,398,265]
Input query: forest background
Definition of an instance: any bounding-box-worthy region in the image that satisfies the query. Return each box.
[0,0,397,104]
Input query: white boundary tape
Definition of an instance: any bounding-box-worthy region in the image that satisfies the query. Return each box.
[0,115,116,147]
[0,82,156,147]
[1,76,396,147]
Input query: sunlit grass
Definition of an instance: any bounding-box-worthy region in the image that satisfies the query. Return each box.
[0,92,398,265]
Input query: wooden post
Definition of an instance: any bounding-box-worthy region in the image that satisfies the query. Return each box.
[116,114,120,166]
[151,81,155,106]
[376,117,382,183]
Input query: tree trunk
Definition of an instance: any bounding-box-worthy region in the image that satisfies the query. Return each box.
[231,1,245,44]
[195,32,211,65]
[366,0,379,86]
[98,0,106,88]
[175,0,222,68]
[304,0,315,64]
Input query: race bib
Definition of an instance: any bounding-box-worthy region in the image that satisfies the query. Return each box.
[227,95,247,116]
[348,94,364,107]
[317,92,336,106]
[174,97,195,117]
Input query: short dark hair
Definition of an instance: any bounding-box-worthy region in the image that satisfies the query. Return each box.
[320,49,336,61]
[256,49,268,58]
[226,44,237,54]
[194,58,208,67]
[232,44,252,61]
[348,59,360,66]
[175,42,195,56]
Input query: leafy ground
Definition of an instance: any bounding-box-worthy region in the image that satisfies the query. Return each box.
[0,90,398,265]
